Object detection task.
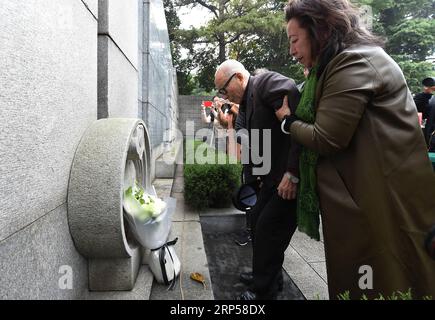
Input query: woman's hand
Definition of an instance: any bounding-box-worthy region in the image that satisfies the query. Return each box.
[275,95,291,122]
[277,173,297,200]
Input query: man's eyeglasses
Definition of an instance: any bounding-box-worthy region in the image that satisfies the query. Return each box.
[217,73,237,95]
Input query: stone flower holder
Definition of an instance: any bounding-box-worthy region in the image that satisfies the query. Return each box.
[67,118,151,291]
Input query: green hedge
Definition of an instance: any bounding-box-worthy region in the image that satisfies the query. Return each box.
[184,140,242,210]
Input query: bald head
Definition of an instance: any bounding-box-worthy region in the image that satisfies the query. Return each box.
[214,60,250,104]
[215,60,250,79]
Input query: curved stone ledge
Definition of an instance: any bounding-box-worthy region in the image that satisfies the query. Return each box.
[67,118,151,259]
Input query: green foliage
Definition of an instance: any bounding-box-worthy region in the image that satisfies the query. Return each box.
[357,0,435,94]
[165,0,300,94]
[387,18,435,60]
[165,0,435,95]
[184,140,242,210]
[393,56,434,93]
[337,288,433,300]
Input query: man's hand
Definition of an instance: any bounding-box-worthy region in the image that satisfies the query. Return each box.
[275,95,291,122]
[230,104,239,116]
[277,173,297,200]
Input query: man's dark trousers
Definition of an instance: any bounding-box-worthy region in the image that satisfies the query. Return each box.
[250,184,297,298]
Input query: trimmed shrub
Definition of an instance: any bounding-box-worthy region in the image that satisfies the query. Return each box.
[184,140,242,210]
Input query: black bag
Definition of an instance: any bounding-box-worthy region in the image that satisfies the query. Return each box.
[232,166,260,211]
[149,238,181,290]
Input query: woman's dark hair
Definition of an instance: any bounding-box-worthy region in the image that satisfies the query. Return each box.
[285,0,384,77]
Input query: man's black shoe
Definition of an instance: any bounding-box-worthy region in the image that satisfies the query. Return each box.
[236,290,257,300]
[239,272,284,291]
[234,230,252,246]
[236,289,277,300]
[239,272,254,286]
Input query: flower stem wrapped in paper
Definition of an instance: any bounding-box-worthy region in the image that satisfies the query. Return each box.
[123,181,174,249]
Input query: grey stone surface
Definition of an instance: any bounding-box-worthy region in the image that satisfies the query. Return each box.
[309,261,328,283]
[171,192,199,222]
[88,265,154,300]
[289,229,326,263]
[283,241,329,300]
[0,0,177,300]
[155,157,176,178]
[98,35,139,119]
[138,0,144,104]
[0,0,97,242]
[88,242,142,291]
[150,143,164,182]
[198,207,244,217]
[153,179,174,199]
[178,95,215,138]
[171,176,184,193]
[0,205,88,300]
[82,0,98,19]
[155,138,184,180]
[98,0,138,69]
[141,0,177,148]
[68,118,151,259]
[175,164,184,177]
[150,221,214,300]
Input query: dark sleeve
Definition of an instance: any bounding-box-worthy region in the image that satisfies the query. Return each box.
[413,93,430,114]
[257,72,302,175]
[426,97,435,142]
[256,72,298,111]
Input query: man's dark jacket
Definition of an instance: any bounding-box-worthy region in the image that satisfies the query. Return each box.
[238,71,301,187]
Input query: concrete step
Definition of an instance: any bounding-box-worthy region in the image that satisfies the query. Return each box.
[87,265,154,300]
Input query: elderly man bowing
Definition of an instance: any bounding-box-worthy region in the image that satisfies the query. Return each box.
[215,60,302,300]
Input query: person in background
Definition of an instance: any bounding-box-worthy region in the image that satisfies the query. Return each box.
[425,95,435,152]
[200,96,226,150]
[414,77,435,121]
[276,0,435,299]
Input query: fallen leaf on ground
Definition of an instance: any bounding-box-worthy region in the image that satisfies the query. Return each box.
[190,272,206,289]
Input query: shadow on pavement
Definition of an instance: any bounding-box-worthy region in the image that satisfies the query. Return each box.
[200,214,305,300]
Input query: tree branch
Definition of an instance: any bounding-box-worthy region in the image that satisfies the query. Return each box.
[225,33,243,45]
[193,0,219,17]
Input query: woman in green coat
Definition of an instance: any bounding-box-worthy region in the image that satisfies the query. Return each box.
[276,0,435,299]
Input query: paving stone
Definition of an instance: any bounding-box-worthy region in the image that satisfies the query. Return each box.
[283,245,329,300]
[150,221,213,300]
[290,230,326,263]
[153,178,174,199]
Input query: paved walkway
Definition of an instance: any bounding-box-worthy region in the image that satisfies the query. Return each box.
[149,164,329,300]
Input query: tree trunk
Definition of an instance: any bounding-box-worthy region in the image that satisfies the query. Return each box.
[218,0,226,63]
